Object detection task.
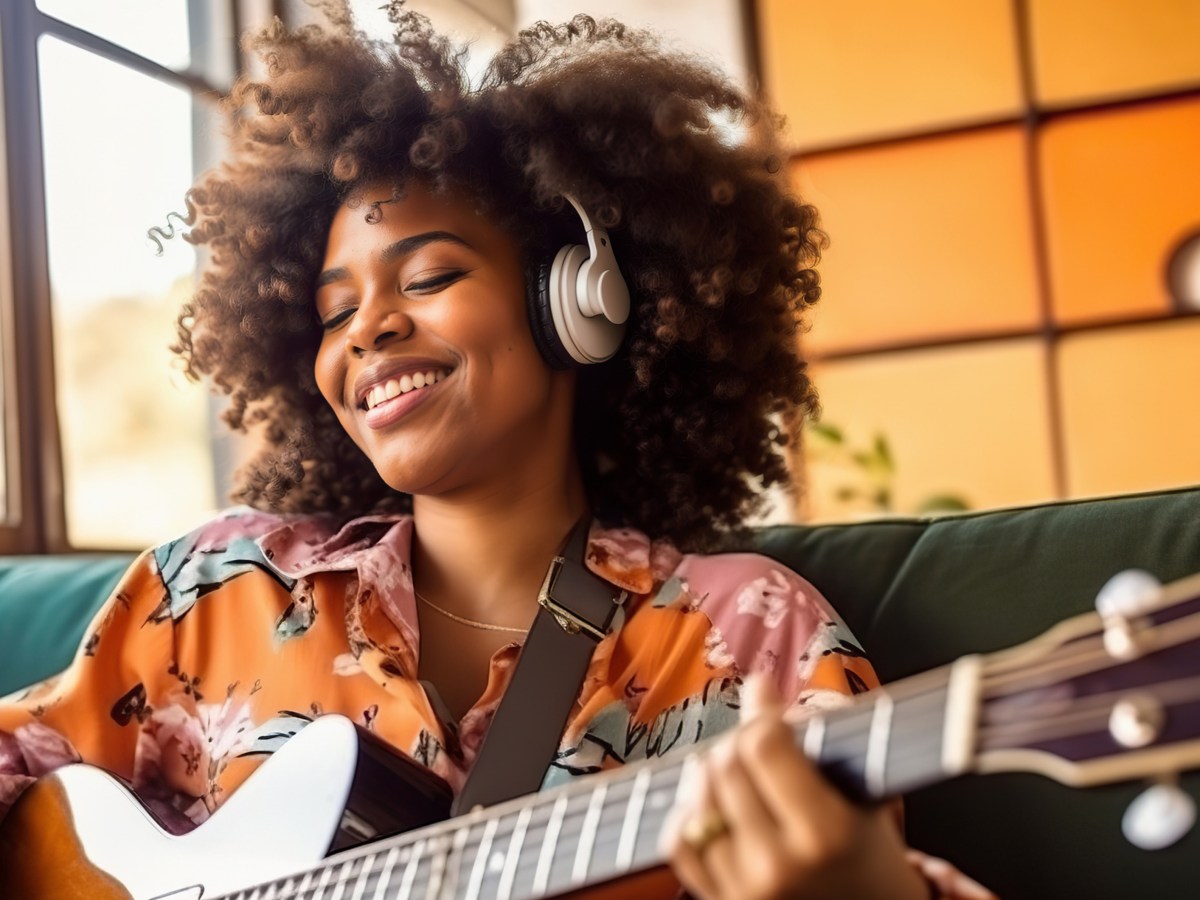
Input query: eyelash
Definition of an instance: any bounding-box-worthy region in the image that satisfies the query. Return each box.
[319,270,467,332]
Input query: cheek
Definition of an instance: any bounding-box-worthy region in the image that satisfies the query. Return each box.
[314,338,349,414]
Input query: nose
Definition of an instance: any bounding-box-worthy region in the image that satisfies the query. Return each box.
[344,289,415,358]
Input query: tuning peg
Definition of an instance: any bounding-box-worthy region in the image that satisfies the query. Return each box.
[1096,570,1162,659]
[1122,779,1196,851]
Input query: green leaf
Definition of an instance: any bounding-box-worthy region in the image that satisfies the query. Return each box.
[808,422,845,444]
[873,433,895,474]
[916,493,971,514]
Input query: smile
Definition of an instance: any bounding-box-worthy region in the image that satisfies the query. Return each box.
[363,368,451,411]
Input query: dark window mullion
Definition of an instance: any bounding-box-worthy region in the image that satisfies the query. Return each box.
[0,0,62,552]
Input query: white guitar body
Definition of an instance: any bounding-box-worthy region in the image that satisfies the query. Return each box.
[56,716,358,899]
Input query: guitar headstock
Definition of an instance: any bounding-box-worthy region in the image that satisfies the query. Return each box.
[972,570,1200,789]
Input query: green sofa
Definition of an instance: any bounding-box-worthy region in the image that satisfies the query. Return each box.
[3,486,1199,898]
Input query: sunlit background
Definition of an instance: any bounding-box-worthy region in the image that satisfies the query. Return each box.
[1,0,1197,552]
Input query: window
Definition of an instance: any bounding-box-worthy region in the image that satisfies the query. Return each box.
[0,0,243,552]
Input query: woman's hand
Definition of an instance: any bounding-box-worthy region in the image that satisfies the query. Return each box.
[662,675,932,900]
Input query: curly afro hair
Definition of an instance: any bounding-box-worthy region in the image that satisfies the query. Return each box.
[170,4,826,552]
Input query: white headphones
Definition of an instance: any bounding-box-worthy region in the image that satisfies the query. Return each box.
[527,194,631,368]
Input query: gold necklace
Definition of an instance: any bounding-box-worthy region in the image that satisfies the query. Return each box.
[412,588,529,635]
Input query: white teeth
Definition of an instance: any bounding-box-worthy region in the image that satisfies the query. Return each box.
[363,368,450,411]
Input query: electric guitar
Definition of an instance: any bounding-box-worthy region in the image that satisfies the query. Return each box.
[3,569,1200,899]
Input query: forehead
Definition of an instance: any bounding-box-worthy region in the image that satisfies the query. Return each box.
[322,180,496,263]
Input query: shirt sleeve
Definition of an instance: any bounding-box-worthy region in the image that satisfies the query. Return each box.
[678,550,880,707]
[0,551,185,827]
[680,553,996,900]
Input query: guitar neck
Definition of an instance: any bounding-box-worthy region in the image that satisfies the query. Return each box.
[221,664,963,900]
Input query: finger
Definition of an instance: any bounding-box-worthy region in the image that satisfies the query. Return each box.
[740,672,785,723]
[706,730,794,892]
[691,747,740,898]
[661,756,725,900]
[734,706,852,847]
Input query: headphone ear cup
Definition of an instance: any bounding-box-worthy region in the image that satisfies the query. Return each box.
[526,258,579,370]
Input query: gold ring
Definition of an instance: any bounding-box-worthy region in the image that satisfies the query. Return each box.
[681,810,729,854]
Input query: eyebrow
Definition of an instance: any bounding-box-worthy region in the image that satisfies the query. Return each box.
[315,230,473,288]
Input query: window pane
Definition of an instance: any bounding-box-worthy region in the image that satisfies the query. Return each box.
[1059,320,1200,498]
[759,0,1022,149]
[1039,97,1200,325]
[793,126,1041,355]
[804,339,1056,522]
[36,0,190,70]
[39,37,216,549]
[1030,0,1200,107]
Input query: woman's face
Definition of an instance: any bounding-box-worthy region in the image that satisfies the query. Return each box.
[313,180,574,498]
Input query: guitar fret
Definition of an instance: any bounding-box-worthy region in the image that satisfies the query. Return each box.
[425,832,453,900]
[533,794,569,896]
[465,817,499,900]
[349,852,376,900]
[311,859,335,899]
[571,782,607,885]
[367,844,400,900]
[398,839,426,900]
[497,807,533,900]
[328,861,355,900]
[616,768,652,871]
[440,823,473,899]
[864,693,895,798]
[942,655,983,776]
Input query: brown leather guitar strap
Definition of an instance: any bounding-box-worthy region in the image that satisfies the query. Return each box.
[451,516,628,815]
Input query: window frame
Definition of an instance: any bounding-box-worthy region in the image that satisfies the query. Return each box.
[0,0,274,553]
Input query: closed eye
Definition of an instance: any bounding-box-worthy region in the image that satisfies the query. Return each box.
[405,269,467,294]
[320,307,355,332]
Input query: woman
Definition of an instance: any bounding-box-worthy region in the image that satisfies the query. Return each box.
[0,7,991,898]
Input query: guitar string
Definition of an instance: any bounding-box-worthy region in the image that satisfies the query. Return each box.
[981,609,1200,696]
[226,689,958,900]
[226,618,1200,900]
[236,664,1063,899]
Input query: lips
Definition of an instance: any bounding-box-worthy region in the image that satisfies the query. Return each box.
[361,367,452,430]
[352,359,454,411]
[363,367,450,411]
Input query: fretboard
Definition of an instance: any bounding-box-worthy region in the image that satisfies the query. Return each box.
[219,663,962,900]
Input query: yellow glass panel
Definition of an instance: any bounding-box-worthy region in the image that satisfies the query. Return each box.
[1030,0,1200,106]
[758,0,1022,148]
[794,127,1041,355]
[1040,98,1200,325]
[1059,321,1200,498]
[802,340,1056,522]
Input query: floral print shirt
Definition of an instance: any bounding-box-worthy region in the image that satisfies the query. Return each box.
[0,508,991,899]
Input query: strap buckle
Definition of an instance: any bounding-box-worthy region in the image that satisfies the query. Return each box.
[537,556,627,641]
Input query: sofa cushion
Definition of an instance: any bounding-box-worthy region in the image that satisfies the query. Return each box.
[0,554,134,697]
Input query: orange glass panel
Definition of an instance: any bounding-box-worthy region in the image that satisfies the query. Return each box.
[1030,0,1200,106]
[1040,98,1200,325]
[793,127,1041,355]
[758,0,1022,148]
[802,340,1056,522]
[1058,320,1200,498]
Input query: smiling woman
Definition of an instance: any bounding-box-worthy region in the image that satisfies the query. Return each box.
[314,182,575,506]
[0,5,991,899]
